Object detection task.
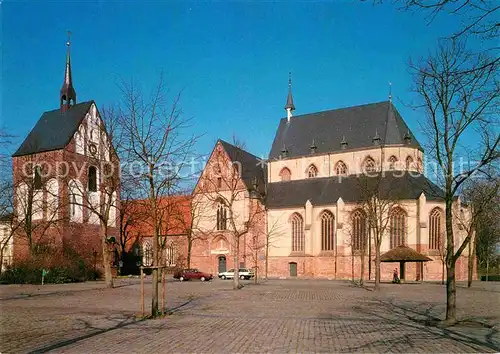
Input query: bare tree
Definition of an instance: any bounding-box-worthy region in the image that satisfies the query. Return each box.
[64,105,122,288]
[13,157,66,255]
[410,39,499,324]
[462,177,500,285]
[246,211,282,284]
[195,138,265,290]
[118,77,196,317]
[343,208,369,286]
[356,173,401,290]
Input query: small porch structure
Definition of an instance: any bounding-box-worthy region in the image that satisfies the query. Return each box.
[380,245,432,282]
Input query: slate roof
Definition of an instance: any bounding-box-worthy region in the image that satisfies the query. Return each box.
[269,101,422,160]
[265,172,444,208]
[13,101,93,157]
[380,245,432,262]
[219,139,267,194]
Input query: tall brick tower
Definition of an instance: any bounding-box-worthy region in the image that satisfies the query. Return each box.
[11,35,120,267]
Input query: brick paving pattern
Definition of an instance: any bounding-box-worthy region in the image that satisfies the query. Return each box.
[0,278,499,353]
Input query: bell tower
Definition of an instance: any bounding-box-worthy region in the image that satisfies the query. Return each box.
[60,31,77,113]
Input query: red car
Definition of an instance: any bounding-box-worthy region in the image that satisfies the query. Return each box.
[173,268,213,282]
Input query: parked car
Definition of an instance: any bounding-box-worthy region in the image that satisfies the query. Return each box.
[218,268,254,280]
[173,268,213,282]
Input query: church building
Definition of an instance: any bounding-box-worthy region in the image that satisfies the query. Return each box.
[191,76,472,281]
[10,37,120,267]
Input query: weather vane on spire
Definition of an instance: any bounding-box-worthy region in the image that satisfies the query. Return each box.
[288,71,292,87]
[389,81,392,103]
[67,30,72,47]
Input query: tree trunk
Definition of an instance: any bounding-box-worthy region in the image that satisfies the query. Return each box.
[445,262,457,324]
[486,260,489,282]
[187,237,192,269]
[0,248,4,275]
[441,261,445,285]
[360,250,365,286]
[374,246,381,291]
[265,233,269,280]
[254,246,258,284]
[232,234,241,290]
[351,249,354,283]
[100,224,113,288]
[444,196,457,324]
[467,240,474,288]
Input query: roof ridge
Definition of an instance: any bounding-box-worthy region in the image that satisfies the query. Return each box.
[278,100,390,121]
[218,139,260,160]
[43,100,94,115]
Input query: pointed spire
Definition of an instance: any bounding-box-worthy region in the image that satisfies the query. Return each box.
[285,72,295,122]
[60,31,77,112]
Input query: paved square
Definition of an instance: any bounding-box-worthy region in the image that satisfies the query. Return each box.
[1,279,499,353]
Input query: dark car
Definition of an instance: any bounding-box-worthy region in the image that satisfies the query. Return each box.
[173,268,213,282]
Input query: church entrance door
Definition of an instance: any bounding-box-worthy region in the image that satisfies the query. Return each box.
[218,256,227,273]
[289,262,297,277]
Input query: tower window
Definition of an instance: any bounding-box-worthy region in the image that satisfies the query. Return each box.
[88,166,97,192]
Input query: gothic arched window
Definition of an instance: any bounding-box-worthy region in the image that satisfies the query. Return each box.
[335,161,347,175]
[429,208,444,251]
[291,213,304,252]
[352,209,367,251]
[406,156,414,170]
[363,157,376,173]
[279,167,291,181]
[216,200,227,231]
[320,211,334,251]
[88,166,97,192]
[307,165,318,178]
[390,207,407,248]
[388,156,398,170]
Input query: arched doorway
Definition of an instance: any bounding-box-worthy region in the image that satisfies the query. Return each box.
[289,262,297,277]
[218,256,227,273]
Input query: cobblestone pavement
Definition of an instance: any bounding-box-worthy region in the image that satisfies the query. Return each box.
[1,278,499,353]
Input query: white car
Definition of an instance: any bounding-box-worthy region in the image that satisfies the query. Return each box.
[218,268,254,280]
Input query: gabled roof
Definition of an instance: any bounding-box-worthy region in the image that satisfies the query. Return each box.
[265,172,444,208]
[218,139,267,194]
[12,101,94,157]
[269,101,422,160]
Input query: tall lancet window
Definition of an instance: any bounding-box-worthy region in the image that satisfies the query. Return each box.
[429,208,444,251]
[390,207,407,248]
[352,209,367,251]
[216,200,227,231]
[291,213,304,252]
[88,166,97,192]
[320,211,334,251]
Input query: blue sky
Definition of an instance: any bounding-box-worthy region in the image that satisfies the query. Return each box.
[2,1,462,160]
